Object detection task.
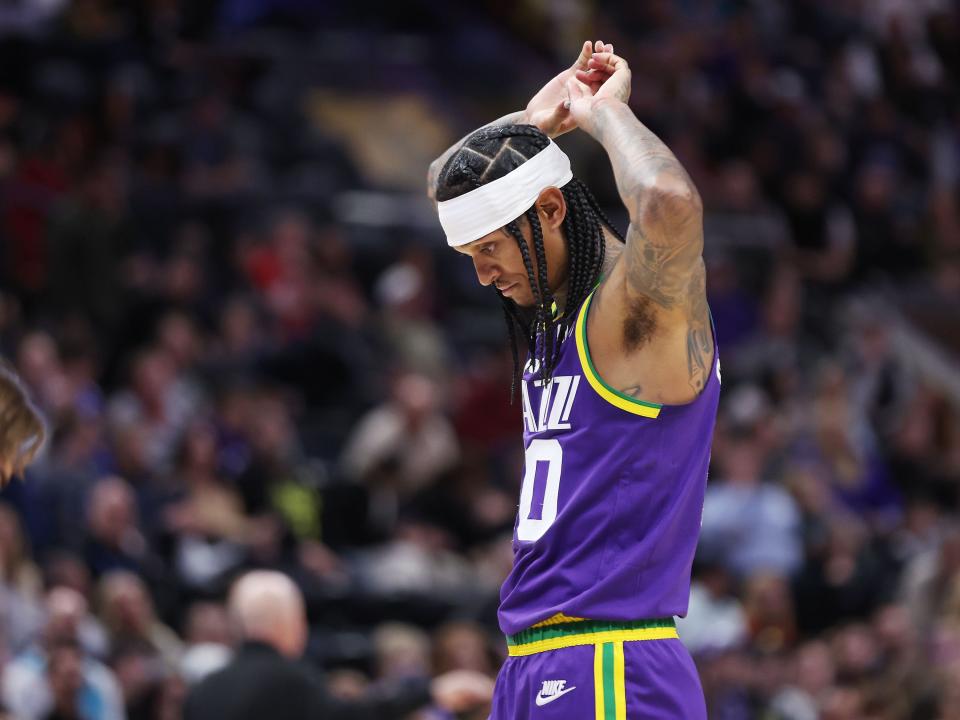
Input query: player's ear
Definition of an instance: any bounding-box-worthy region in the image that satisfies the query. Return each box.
[535,187,566,230]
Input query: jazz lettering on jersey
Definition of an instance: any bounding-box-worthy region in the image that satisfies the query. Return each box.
[520,374,581,434]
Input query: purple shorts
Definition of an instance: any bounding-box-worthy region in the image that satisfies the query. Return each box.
[491,619,706,719]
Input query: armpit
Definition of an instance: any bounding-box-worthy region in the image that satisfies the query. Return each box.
[622,293,657,353]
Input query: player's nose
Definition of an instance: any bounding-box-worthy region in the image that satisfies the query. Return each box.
[473,258,499,287]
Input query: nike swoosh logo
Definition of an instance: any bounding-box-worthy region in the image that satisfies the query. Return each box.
[535,686,577,706]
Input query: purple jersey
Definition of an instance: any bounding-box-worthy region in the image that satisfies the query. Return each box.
[498,289,721,635]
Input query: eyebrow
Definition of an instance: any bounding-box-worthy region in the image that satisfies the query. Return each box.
[457,239,494,254]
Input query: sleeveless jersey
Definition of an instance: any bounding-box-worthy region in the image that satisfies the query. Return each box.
[498,289,721,635]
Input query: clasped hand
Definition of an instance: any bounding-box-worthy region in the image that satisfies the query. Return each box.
[525,39,632,138]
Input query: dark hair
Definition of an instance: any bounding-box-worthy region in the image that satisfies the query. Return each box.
[436,124,624,394]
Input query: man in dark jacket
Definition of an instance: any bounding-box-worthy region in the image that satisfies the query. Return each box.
[183,571,493,720]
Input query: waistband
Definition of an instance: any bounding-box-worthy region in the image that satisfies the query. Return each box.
[505,618,678,657]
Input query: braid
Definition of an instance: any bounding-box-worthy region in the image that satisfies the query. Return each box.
[436,124,624,395]
[525,205,557,383]
[501,300,522,400]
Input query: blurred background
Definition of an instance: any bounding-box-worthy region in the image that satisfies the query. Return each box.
[0,0,959,718]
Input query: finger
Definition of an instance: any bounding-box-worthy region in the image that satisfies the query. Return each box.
[589,52,628,71]
[575,68,612,84]
[605,43,614,54]
[594,39,604,53]
[573,40,592,68]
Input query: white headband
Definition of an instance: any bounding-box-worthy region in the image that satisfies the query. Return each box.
[437,140,573,247]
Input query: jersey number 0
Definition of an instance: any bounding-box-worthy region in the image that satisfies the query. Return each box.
[517,439,563,542]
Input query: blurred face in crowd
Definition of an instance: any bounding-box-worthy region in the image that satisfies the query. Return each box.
[180,422,218,475]
[88,477,136,546]
[220,297,259,353]
[433,622,492,675]
[45,587,89,646]
[101,572,154,637]
[794,641,835,695]
[16,331,59,391]
[831,624,879,680]
[392,372,440,426]
[157,312,201,371]
[453,189,569,309]
[47,644,84,713]
[720,435,764,485]
[249,396,295,459]
[185,602,231,646]
[114,423,151,477]
[374,623,430,679]
[132,349,175,406]
[744,573,794,626]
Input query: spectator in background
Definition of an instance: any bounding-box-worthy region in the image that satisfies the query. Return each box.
[431,622,495,678]
[178,602,232,686]
[82,477,151,581]
[700,425,804,580]
[374,247,451,381]
[98,571,182,670]
[676,561,747,656]
[2,587,124,720]
[372,623,431,683]
[160,423,248,593]
[43,641,86,720]
[341,371,459,498]
[107,347,203,474]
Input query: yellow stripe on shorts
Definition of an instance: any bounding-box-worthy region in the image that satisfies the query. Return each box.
[594,641,628,719]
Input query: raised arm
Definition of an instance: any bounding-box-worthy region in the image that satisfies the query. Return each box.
[567,52,713,398]
[427,40,617,201]
[588,96,704,311]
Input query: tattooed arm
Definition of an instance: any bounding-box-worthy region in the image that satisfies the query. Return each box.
[567,52,713,397]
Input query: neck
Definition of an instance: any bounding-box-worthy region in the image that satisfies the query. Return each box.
[553,282,569,318]
[555,230,621,316]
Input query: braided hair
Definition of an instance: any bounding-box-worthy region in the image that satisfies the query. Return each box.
[436,124,624,395]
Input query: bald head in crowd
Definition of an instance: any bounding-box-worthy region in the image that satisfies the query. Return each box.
[228,571,307,658]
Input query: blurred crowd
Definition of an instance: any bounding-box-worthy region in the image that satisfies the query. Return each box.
[0,0,960,718]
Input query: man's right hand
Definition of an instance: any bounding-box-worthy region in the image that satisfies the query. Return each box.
[525,39,615,138]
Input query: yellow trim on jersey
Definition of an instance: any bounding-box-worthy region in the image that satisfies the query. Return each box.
[574,290,662,418]
[532,613,587,628]
[506,626,679,657]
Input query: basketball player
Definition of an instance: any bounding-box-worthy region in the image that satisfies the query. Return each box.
[0,360,45,486]
[428,41,719,718]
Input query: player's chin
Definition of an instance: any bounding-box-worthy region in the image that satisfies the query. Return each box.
[510,292,537,309]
